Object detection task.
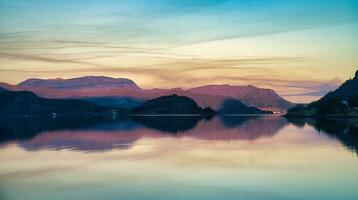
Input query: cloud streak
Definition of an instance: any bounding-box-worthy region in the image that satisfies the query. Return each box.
[0,51,308,73]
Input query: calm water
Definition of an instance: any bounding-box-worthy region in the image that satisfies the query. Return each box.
[0,116,357,200]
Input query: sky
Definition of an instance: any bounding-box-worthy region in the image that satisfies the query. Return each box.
[0,0,357,103]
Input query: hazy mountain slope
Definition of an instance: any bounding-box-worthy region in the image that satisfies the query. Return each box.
[218,99,272,114]
[188,85,294,110]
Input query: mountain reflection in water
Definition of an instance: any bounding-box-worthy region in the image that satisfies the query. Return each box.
[287,117,358,154]
[0,116,357,154]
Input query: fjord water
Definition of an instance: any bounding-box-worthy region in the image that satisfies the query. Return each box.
[0,116,357,200]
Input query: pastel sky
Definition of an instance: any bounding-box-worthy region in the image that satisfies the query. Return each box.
[0,0,357,103]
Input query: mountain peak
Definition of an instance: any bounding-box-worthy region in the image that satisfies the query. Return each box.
[18,76,140,90]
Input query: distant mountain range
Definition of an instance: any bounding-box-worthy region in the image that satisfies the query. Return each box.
[0,87,265,116]
[286,70,358,117]
[0,76,294,113]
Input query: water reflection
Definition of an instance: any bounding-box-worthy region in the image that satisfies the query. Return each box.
[0,116,357,154]
[0,116,285,151]
[0,117,140,143]
[1,116,358,200]
[132,115,205,133]
[286,117,358,154]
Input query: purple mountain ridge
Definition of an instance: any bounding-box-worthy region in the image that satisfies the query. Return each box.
[1,76,295,112]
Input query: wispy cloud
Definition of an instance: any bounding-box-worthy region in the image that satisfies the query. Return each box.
[0,52,108,67]
[0,52,334,101]
[0,52,308,73]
